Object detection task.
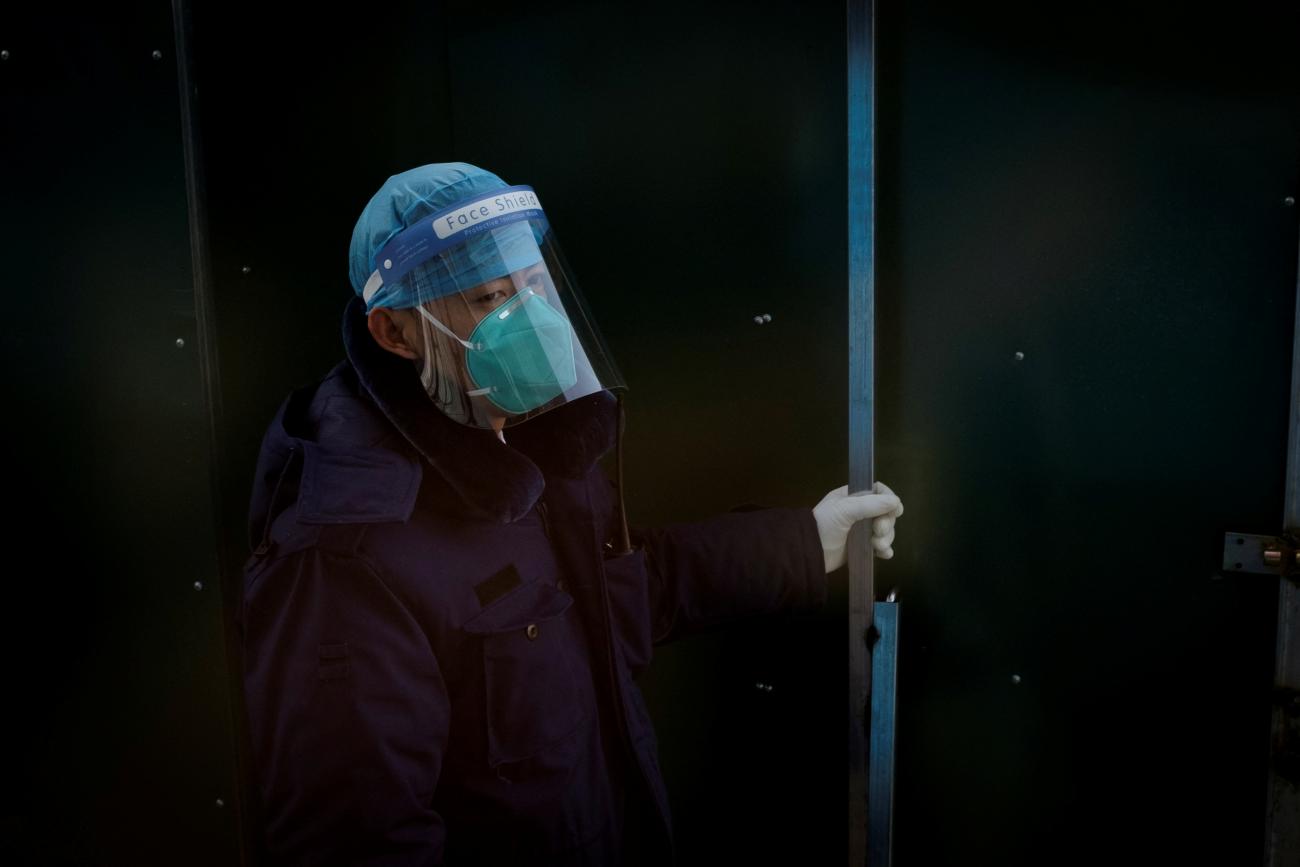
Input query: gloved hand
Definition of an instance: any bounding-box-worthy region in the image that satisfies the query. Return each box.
[813,481,904,573]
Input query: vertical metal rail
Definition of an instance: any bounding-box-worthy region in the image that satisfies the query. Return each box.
[868,601,898,867]
[1264,223,1300,867]
[171,1,254,863]
[846,0,876,863]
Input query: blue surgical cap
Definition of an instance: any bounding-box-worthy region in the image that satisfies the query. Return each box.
[349,162,544,313]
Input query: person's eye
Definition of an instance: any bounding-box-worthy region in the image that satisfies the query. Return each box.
[476,289,508,305]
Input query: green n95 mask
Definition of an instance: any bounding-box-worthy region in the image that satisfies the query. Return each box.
[414,287,579,416]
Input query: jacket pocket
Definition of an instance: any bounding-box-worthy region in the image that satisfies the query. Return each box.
[462,580,587,767]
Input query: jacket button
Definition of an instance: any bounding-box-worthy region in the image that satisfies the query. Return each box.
[526,624,539,640]
[556,579,567,592]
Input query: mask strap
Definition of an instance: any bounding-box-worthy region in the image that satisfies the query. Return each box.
[413,304,480,350]
[412,303,494,398]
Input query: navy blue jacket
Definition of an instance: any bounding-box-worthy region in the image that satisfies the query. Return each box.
[238,296,829,865]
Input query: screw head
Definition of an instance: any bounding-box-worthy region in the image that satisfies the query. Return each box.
[1285,196,1296,207]
[753,315,764,325]
[152,50,163,61]
[241,265,251,275]
[762,313,772,323]
[1,50,9,61]
[193,581,203,591]
[1011,674,1022,685]
[215,798,225,808]
[175,338,185,349]
[1014,351,1025,362]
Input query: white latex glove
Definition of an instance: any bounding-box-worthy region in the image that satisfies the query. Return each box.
[812,481,904,573]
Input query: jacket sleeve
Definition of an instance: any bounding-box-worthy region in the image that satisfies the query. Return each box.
[240,548,450,866]
[636,506,829,646]
[596,476,830,647]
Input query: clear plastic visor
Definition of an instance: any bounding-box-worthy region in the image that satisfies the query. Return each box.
[394,220,624,429]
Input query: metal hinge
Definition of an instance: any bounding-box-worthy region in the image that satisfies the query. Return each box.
[1222,532,1300,577]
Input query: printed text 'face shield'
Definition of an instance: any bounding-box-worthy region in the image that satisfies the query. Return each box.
[360,186,624,429]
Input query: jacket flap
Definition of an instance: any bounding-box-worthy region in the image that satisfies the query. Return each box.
[462,580,574,635]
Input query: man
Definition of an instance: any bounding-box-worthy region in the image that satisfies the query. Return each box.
[239,162,903,865]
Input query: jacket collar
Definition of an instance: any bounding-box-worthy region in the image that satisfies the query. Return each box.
[340,295,619,524]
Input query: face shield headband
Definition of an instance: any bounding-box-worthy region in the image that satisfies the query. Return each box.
[361,184,545,312]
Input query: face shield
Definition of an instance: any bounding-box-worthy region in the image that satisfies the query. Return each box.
[360,185,624,429]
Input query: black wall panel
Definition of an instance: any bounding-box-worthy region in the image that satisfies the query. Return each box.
[2,3,239,864]
[886,4,1298,866]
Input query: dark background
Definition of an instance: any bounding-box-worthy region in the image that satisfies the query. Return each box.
[1,0,1296,864]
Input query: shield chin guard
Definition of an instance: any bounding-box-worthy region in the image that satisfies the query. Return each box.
[361,184,625,430]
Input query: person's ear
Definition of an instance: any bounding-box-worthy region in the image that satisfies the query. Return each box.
[367,307,422,360]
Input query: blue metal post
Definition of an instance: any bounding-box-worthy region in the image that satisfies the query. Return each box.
[847,0,877,863]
